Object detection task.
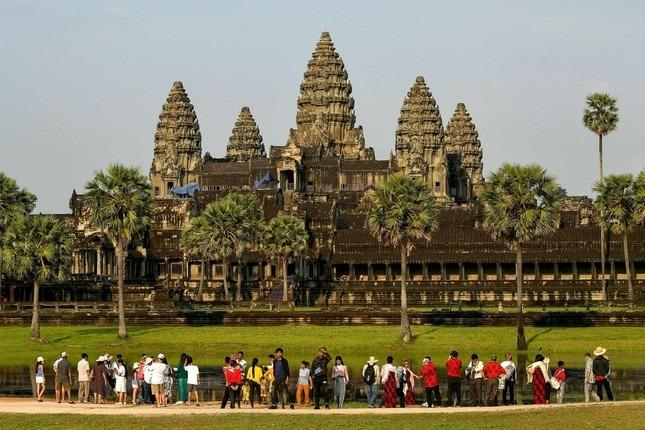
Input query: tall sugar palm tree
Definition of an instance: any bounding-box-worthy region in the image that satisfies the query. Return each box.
[263,215,308,303]
[594,174,641,305]
[367,174,440,344]
[0,172,37,293]
[583,93,619,303]
[180,215,209,301]
[84,164,153,339]
[481,164,565,350]
[3,216,71,340]
[226,193,264,302]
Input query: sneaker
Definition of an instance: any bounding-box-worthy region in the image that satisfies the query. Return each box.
[68,401,75,405]
[422,402,428,407]
[290,403,295,410]
[268,405,277,410]
[314,406,320,410]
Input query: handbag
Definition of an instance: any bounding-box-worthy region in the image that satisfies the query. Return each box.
[549,376,560,390]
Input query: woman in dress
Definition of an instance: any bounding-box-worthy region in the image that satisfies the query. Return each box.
[403,359,418,405]
[161,355,173,405]
[114,358,127,405]
[131,362,140,405]
[35,356,46,402]
[91,356,108,404]
[332,356,349,409]
[381,356,399,408]
[175,353,188,404]
[526,354,549,405]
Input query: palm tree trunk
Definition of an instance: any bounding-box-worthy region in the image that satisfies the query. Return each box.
[515,244,527,351]
[282,257,289,303]
[236,259,243,302]
[197,259,205,301]
[623,233,634,305]
[0,245,4,294]
[222,259,230,301]
[400,245,412,344]
[30,281,40,340]
[115,239,127,339]
[599,133,607,303]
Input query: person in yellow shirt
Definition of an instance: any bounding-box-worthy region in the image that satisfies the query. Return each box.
[246,358,264,408]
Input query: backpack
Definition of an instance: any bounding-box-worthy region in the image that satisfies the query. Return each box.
[363,364,376,385]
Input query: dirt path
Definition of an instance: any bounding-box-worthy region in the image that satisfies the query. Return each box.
[0,397,639,416]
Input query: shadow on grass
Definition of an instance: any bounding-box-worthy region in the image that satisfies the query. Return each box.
[526,328,553,351]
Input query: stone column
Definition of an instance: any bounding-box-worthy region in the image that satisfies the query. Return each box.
[477,263,484,281]
[591,262,597,280]
[459,263,465,281]
[610,262,616,280]
[96,249,103,276]
[572,262,578,281]
[349,263,355,281]
[496,263,502,281]
[367,263,373,281]
[386,264,392,281]
[422,263,429,281]
[554,263,559,280]
[440,262,447,281]
[535,262,541,281]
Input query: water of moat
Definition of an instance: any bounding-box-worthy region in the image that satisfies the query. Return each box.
[1,366,643,403]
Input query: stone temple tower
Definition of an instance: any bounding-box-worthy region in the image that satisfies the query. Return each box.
[226,106,266,162]
[150,81,202,198]
[444,103,484,203]
[286,32,374,160]
[395,76,448,200]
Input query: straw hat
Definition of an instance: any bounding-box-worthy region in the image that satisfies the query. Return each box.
[157,353,165,360]
[132,362,140,370]
[37,356,44,363]
[96,355,105,362]
[367,356,378,365]
[145,357,153,365]
[594,346,607,356]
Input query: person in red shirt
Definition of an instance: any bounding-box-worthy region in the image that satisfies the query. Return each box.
[483,356,506,406]
[420,356,441,407]
[554,361,566,404]
[225,360,243,409]
[445,351,462,407]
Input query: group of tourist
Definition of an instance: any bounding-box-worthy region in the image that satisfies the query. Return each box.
[32,345,614,408]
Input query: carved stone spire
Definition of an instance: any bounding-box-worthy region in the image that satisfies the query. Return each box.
[150,81,202,198]
[395,76,447,199]
[444,103,484,202]
[226,106,266,162]
[287,32,373,160]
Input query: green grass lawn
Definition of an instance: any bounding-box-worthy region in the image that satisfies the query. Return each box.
[1,404,644,430]
[3,325,644,371]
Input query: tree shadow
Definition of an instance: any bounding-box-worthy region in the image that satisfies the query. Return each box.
[526,328,553,350]
[411,327,440,342]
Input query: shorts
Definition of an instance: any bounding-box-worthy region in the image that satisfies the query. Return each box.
[152,384,163,396]
[55,381,71,391]
[188,384,199,392]
[36,376,45,384]
[131,379,139,389]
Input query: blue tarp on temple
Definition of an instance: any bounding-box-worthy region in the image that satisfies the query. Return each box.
[170,182,200,197]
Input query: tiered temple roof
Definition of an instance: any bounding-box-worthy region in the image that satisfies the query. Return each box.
[153,81,202,155]
[226,106,266,162]
[444,103,484,197]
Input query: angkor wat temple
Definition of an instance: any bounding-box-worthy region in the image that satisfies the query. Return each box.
[9,32,644,307]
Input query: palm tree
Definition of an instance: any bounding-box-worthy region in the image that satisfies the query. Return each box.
[481,164,565,351]
[367,174,440,344]
[263,215,308,303]
[180,216,209,301]
[583,93,619,303]
[3,216,71,340]
[0,172,36,293]
[84,164,153,339]
[226,193,264,302]
[594,174,641,305]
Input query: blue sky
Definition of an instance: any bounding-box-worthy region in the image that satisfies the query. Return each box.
[1,0,643,212]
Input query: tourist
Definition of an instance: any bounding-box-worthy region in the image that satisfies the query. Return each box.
[362,356,380,408]
[584,353,599,402]
[242,379,250,406]
[445,351,462,407]
[296,360,312,407]
[52,352,63,403]
[225,359,243,408]
[465,353,484,406]
[35,356,46,402]
[151,354,168,407]
[91,356,108,404]
[104,355,114,400]
[55,352,74,404]
[270,347,293,409]
[175,353,188,405]
[161,355,173,404]
[77,353,90,403]
[114,358,127,405]
[402,360,417,406]
[482,356,505,406]
[311,346,331,410]
[592,346,613,401]
[238,351,248,373]
[395,363,407,408]
[381,356,398,408]
[526,354,549,405]
[136,354,149,404]
[220,356,232,408]
[143,356,155,404]
[332,356,349,409]
[554,361,566,404]
[185,355,201,406]
[420,356,440,407]
[261,365,271,404]
[246,358,263,408]
[131,362,141,405]
[500,353,516,405]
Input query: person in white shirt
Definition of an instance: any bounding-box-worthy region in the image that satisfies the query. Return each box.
[466,353,484,406]
[114,358,128,405]
[362,356,380,408]
[185,356,201,406]
[500,353,516,405]
[77,353,91,403]
[150,354,168,407]
[143,357,154,404]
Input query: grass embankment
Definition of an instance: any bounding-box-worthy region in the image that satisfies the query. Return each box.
[3,325,644,370]
[1,403,643,430]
